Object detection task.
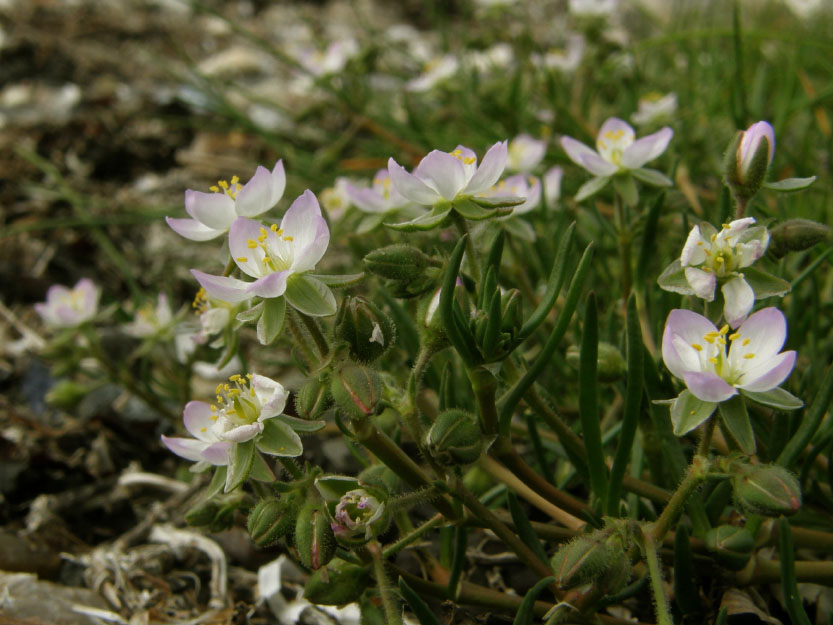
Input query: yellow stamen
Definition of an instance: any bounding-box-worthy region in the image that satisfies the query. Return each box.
[200,427,207,432]
[691,343,703,351]
[729,332,740,340]
[236,257,248,263]
[744,353,755,359]
[209,185,219,192]
[709,357,719,364]
[719,325,729,335]
[270,224,278,232]
[283,236,294,242]
[247,240,258,249]
[742,338,750,346]
[229,374,242,381]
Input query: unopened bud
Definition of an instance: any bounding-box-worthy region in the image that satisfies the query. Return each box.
[500,289,523,337]
[550,533,610,590]
[733,464,801,517]
[768,218,830,259]
[330,365,383,421]
[248,498,293,547]
[566,341,627,383]
[304,558,370,605]
[295,375,333,420]
[364,245,436,281]
[724,121,775,201]
[335,296,396,363]
[705,525,754,571]
[295,502,336,570]
[426,409,485,466]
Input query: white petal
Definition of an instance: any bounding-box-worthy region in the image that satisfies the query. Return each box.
[560,136,618,176]
[191,270,252,303]
[247,272,290,298]
[595,118,635,162]
[235,166,276,217]
[388,158,442,205]
[683,371,738,403]
[183,401,218,442]
[684,267,716,301]
[464,141,509,195]
[252,374,289,420]
[722,276,755,329]
[621,127,673,169]
[185,190,237,230]
[680,225,707,267]
[229,217,268,278]
[291,217,329,273]
[415,150,467,200]
[166,216,225,241]
[728,307,787,369]
[736,351,796,392]
[662,309,719,380]
[221,422,263,443]
[161,435,210,462]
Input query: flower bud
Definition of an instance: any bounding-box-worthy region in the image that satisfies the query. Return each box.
[705,525,755,571]
[358,464,400,495]
[724,121,775,201]
[363,245,436,281]
[500,288,523,337]
[304,558,370,605]
[566,341,627,383]
[426,409,484,466]
[462,465,493,496]
[295,375,333,420]
[334,296,396,363]
[331,488,388,545]
[330,365,383,421]
[597,543,631,595]
[295,501,336,570]
[733,464,801,517]
[248,498,294,547]
[550,533,611,590]
[768,218,830,259]
[185,500,222,528]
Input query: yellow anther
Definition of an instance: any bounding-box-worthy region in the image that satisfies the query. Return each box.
[742,338,751,346]
[283,236,294,242]
[200,427,207,432]
[277,229,283,236]
[463,157,475,165]
[210,416,218,421]
[710,233,717,242]
[719,325,729,335]
[744,353,755,359]
[722,223,731,230]
[231,175,240,185]
[717,337,726,345]
[709,357,719,364]
[691,343,703,351]
[729,332,740,340]
[258,234,267,243]
[246,373,253,379]
[697,241,703,246]
[229,374,242,381]
[247,240,258,249]
[228,388,241,396]
[451,149,462,156]
[219,180,229,189]
[236,257,248,263]
[216,383,224,394]
[209,185,220,192]
[263,256,271,263]
[224,384,230,391]
[270,224,278,232]
[704,336,715,344]
[210,405,217,411]
[690,410,696,415]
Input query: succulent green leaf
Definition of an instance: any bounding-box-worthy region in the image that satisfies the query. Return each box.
[469,194,526,208]
[719,395,755,454]
[671,390,717,436]
[236,302,264,323]
[657,259,691,294]
[311,273,365,287]
[256,419,303,457]
[224,439,255,492]
[285,275,337,317]
[632,167,673,187]
[385,208,451,231]
[576,176,611,202]
[763,176,817,192]
[742,388,803,411]
[256,296,286,345]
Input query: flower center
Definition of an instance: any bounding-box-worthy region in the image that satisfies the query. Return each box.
[192,287,208,315]
[209,175,242,200]
[450,148,476,165]
[209,373,260,432]
[690,325,757,385]
[238,225,293,273]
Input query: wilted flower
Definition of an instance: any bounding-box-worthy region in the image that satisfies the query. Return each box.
[406,55,459,92]
[679,218,769,328]
[35,278,99,327]
[662,308,796,433]
[192,190,336,316]
[124,293,174,338]
[631,92,677,127]
[332,488,386,539]
[161,373,302,464]
[506,134,547,173]
[388,141,507,207]
[167,160,286,241]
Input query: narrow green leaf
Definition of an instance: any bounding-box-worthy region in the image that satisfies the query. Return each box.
[742,388,803,411]
[673,525,701,618]
[741,266,791,298]
[763,176,817,192]
[440,236,478,365]
[284,275,337,317]
[205,465,228,500]
[484,229,505,278]
[518,222,575,341]
[256,296,286,345]
[579,292,608,505]
[481,290,502,359]
[447,526,468,600]
[312,273,365,287]
[632,167,673,187]
[224,439,255,492]
[607,294,644,516]
[778,363,833,468]
[719,395,756,454]
[256,419,303,457]
[671,391,717,436]
[575,176,610,202]
[507,493,550,566]
[399,577,441,625]
[512,576,556,625]
[385,208,450,231]
[778,517,813,625]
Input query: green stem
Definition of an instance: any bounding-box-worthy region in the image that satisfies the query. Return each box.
[698,416,717,457]
[614,193,633,300]
[453,212,481,284]
[368,540,403,625]
[469,365,499,436]
[651,455,710,542]
[383,513,444,559]
[278,457,304,480]
[298,312,330,358]
[222,258,235,277]
[643,528,674,625]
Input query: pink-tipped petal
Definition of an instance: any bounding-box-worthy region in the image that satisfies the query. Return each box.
[683,371,738,403]
[415,150,467,200]
[621,127,673,169]
[166,216,225,241]
[191,270,252,303]
[291,217,329,273]
[561,136,616,176]
[281,190,323,248]
[229,217,268,278]
[737,351,796,392]
[235,166,275,217]
[185,190,237,230]
[200,441,232,465]
[662,309,718,379]
[183,401,217,441]
[346,184,387,213]
[161,435,209,462]
[735,307,788,360]
[464,141,509,195]
[248,271,289,298]
[271,159,286,202]
[388,158,443,205]
[221,422,263,443]
[721,276,755,329]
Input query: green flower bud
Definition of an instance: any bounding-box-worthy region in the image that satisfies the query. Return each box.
[334,296,396,363]
[304,558,370,606]
[185,500,221,528]
[295,501,336,570]
[566,341,627,383]
[768,218,830,259]
[295,375,333,420]
[733,464,801,517]
[363,245,437,281]
[705,525,755,571]
[550,533,611,590]
[330,365,383,422]
[248,498,294,547]
[500,288,523,337]
[358,464,401,495]
[598,543,631,595]
[426,410,484,466]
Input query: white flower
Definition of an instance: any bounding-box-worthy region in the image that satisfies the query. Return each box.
[388,141,508,207]
[345,170,410,214]
[631,92,677,127]
[506,134,547,173]
[466,43,514,74]
[679,218,769,328]
[543,166,564,207]
[293,39,359,77]
[532,35,585,74]
[406,55,459,92]
[320,177,353,221]
[569,0,618,19]
[125,293,174,338]
[166,160,286,241]
[35,278,99,327]
[479,174,541,216]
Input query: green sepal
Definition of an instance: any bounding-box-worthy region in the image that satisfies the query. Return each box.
[385,207,451,231]
[453,197,511,220]
[502,216,536,241]
[576,175,611,202]
[205,465,228,500]
[256,296,286,345]
[671,390,717,436]
[763,176,816,192]
[315,475,360,502]
[469,194,526,208]
[613,175,639,207]
[249,451,276,481]
[225,439,255,492]
[256,419,303,457]
[356,213,387,234]
[285,275,337,317]
[657,259,691,294]
[236,302,264,323]
[719,395,755,454]
[311,273,365,288]
[740,266,791,299]
[632,167,673,187]
[276,413,327,432]
[741,388,803,411]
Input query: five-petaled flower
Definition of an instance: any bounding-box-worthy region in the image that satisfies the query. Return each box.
[166,160,286,241]
[388,141,508,207]
[35,278,100,328]
[191,190,335,316]
[161,373,302,465]
[662,308,796,434]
